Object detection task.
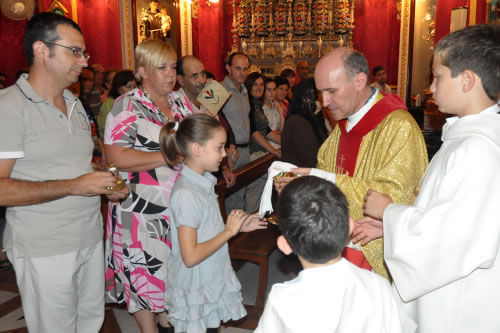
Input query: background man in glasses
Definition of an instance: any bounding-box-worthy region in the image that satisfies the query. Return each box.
[0,12,128,332]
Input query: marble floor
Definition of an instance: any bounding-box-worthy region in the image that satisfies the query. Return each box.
[0,249,302,333]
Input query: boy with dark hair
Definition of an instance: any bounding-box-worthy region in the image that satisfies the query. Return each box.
[255,176,415,333]
[358,24,500,333]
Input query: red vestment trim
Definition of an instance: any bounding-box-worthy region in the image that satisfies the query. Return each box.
[338,93,406,271]
[342,248,373,271]
[336,93,407,176]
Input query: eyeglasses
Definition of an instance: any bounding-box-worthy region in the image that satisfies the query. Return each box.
[43,41,90,61]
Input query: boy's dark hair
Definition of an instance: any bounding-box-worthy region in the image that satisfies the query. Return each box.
[109,70,136,99]
[277,176,349,264]
[24,12,82,67]
[227,52,249,66]
[434,24,499,101]
[342,49,370,85]
[372,65,384,77]
[274,76,289,89]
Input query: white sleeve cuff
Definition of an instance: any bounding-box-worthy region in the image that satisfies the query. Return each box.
[309,168,336,183]
[0,151,25,159]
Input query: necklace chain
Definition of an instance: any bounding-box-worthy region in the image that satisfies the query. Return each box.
[142,86,172,121]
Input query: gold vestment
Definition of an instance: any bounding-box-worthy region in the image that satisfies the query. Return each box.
[317,95,428,279]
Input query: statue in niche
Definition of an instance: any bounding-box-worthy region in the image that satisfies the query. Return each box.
[140,0,171,42]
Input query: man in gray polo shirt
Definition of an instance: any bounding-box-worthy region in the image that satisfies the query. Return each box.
[221,52,253,212]
[0,13,127,333]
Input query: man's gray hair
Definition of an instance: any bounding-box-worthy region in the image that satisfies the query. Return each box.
[343,50,370,85]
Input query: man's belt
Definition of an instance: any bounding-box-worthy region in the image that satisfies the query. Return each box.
[235,142,250,148]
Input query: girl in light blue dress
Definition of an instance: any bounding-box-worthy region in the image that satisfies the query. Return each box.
[159,114,267,333]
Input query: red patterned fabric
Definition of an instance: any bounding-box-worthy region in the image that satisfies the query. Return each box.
[336,93,406,176]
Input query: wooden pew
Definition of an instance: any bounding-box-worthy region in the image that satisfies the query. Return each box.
[215,154,281,329]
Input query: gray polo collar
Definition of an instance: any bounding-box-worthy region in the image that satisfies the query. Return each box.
[16,73,79,105]
[180,164,217,194]
[223,75,247,95]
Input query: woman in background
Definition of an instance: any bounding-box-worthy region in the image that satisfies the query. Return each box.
[279,68,295,101]
[97,70,137,138]
[245,72,281,161]
[281,78,328,167]
[274,76,290,118]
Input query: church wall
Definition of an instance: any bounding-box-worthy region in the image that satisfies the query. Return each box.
[0,0,122,86]
[0,0,489,87]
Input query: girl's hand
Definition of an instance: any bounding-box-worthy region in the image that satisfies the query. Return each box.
[225,210,248,237]
[363,189,393,220]
[240,212,268,232]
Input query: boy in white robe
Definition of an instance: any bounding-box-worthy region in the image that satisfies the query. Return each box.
[353,24,500,333]
[255,176,415,333]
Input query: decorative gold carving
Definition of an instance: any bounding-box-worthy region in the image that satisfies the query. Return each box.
[125,0,133,69]
[397,0,411,102]
[469,0,477,25]
[192,0,199,18]
[47,1,69,15]
[181,0,190,55]
[71,0,77,23]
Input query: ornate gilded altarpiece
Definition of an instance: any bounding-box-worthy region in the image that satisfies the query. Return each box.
[230,0,355,76]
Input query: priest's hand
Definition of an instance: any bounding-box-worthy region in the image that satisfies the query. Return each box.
[363,189,393,220]
[351,216,383,246]
[274,168,310,194]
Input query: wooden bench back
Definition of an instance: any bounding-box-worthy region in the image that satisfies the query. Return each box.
[215,154,277,221]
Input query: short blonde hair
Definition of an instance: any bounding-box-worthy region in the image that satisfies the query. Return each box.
[135,39,177,81]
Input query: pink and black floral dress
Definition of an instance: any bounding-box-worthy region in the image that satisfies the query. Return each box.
[103,88,191,313]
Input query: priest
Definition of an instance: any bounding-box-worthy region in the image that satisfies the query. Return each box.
[278,47,428,280]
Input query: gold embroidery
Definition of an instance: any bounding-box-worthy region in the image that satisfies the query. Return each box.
[317,99,428,280]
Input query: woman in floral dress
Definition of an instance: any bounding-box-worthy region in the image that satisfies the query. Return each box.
[103,40,193,333]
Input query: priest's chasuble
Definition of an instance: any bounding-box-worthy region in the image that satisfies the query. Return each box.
[317,92,428,279]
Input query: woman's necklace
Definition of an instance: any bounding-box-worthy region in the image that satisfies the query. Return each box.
[142,86,172,120]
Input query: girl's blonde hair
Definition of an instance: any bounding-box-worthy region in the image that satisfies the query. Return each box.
[135,39,177,81]
[160,114,224,169]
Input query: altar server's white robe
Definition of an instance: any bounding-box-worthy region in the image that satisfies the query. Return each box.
[255,258,416,333]
[384,105,500,333]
